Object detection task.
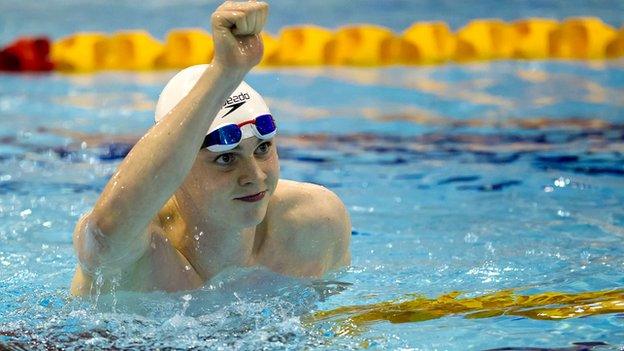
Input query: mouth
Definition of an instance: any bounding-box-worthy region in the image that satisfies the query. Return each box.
[234,191,266,202]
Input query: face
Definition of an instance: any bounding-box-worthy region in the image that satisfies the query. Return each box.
[178,136,279,230]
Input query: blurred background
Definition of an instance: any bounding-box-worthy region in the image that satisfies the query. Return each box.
[2,0,624,45]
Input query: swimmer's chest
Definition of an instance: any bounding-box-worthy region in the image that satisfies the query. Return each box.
[251,212,329,278]
[72,222,325,296]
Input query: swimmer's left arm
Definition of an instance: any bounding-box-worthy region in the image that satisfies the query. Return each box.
[269,180,351,276]
[296,184,352,272]
[323,190,352,270]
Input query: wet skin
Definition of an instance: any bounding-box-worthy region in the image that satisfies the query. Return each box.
[70,1,351,296]
[71,137,351,295]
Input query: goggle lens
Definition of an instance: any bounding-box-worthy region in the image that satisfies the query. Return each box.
[202,114,276,151]
[254,114,276,136]
[204,124,242,148]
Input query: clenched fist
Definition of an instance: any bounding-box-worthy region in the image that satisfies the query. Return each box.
[211,1,269,72]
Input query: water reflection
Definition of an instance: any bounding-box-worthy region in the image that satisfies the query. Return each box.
[1,115,621,179]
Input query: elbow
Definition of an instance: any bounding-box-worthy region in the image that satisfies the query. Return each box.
[73,213,126,275]
[73,211,149,276]
[73,214,109,275]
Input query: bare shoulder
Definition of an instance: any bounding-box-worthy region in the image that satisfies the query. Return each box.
[266,179,351,272]
[271,179,349,227]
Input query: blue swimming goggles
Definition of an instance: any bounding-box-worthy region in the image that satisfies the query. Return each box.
[201,114,277,152]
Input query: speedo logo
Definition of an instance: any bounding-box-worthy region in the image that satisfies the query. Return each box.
[221,92,251,118]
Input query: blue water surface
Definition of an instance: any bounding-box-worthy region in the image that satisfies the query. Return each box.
[1,1,624,349]
[0,60,623,349]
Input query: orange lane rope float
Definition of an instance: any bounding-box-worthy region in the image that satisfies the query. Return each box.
[0,17,622,72]
[303,288,624,336]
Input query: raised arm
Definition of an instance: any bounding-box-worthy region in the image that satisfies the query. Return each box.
[73,1,269,275]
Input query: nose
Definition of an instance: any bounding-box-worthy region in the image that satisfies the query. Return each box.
[237,156,267,187]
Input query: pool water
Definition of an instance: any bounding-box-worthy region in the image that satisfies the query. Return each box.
[0,60,623,350]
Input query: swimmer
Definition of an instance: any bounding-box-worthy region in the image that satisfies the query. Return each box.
[70,0,351,295]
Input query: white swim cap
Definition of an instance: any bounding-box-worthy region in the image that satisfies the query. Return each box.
[155,64,272,139]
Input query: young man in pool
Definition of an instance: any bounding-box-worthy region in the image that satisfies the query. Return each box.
[70,0,351,295]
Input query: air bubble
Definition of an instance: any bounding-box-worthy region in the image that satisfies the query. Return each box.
[554,177,570,188]
[464,232,478,243]
[557,210,570,217]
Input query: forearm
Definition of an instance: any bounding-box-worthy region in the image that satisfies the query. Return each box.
[92,64,246,241]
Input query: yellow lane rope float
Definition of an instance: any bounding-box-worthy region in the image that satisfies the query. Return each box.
[303,288,624,336]
[1,16,623,72]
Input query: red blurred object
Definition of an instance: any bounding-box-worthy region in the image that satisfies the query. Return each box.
[0,37,54,72]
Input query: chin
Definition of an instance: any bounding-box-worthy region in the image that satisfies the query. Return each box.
[237,201,269,227]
